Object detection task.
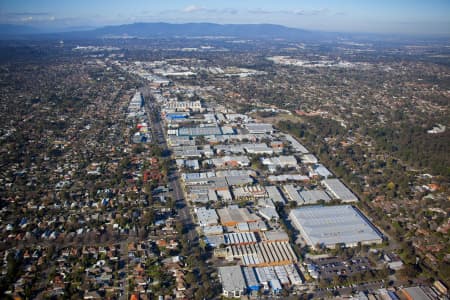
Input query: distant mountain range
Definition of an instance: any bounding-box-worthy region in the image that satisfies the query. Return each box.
[0,22,342,41]
[0,22,446,42]
[89,22,315,39]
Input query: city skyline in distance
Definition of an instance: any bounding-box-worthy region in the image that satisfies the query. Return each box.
[1,0,450,36]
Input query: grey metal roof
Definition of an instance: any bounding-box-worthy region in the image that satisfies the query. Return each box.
[298,189,331,204]
[218,266,247,293]
[321,178,358,202]
[289,205,382,248]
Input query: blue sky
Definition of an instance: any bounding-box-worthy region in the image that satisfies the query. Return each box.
[1,0,449,35]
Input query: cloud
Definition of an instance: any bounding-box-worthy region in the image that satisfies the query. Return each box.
[5,12,51,17]
[1,11,59,24]
[248,8,331,16]
[181,5,238,15]
[182,5,205,13]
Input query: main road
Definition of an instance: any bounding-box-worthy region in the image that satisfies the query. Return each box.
[144,93,198,245]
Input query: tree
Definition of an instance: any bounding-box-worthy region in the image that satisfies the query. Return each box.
[185,272,197,287]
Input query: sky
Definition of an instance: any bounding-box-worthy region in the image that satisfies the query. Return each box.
[1,0,450,35]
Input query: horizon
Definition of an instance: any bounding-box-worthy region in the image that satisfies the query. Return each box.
[1,0,450,36]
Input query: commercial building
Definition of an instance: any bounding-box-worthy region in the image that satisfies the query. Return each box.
[289,205,383,249]
[321,178,358,202]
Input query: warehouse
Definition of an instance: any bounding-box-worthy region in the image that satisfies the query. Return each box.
[242,267,260,292]
[178,125,222,136]
[227,241,298,266]
[311,164,332,178]
[321,178,358,202]
[258,207,279,222]
[217,207,261,226]
[298,189,331,205]
[195,207,219,227]
[283,185,303,204]
[289,205,383,249]
[224,232,257,245]
[301,154,318,164]
[218,266,247,298]
[265,186,285,203]
[246,123,274,134]
[268,174,309,183]
[209,155,250,168]
[243,143,274,155]
[283,133,309,154]
[261,156,298,169]
[262,230,289,242]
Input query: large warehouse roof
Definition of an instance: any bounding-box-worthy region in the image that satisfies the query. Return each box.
[289,205,382,248]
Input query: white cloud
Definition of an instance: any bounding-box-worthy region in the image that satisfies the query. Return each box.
[182,5,205,13]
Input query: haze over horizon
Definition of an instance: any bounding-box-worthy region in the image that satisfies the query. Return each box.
[1,0,450,36]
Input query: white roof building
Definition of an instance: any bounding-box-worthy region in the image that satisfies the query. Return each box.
[321,178,358,202]
[218,266,247,298]
[289,205,383,248]
[298,189,332,204]
[301,154,318,164]
[265,186,286,203]
[283,185,302,204]
[246,123,274,134]
[195,207,219,227]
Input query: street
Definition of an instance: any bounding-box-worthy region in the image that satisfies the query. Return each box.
[144,93,198,245]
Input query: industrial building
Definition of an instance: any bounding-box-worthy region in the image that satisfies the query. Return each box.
[321,178,359,202]
[289,205,383,249]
